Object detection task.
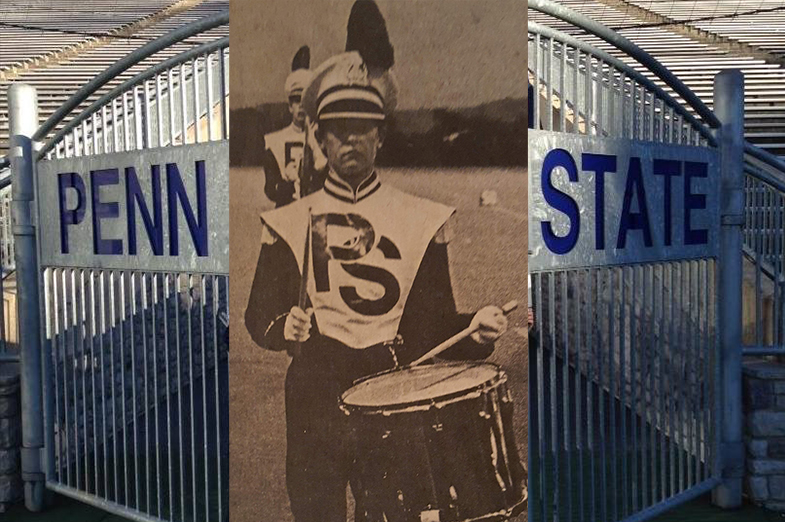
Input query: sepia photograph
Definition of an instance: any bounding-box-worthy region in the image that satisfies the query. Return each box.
[229,1,528,520]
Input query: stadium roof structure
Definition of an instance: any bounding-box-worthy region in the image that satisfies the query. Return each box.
[530,0,785,157]
[0,0,229,157]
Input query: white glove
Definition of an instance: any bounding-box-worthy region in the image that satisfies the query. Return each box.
[283,158,302,182]
[470,305,508,344]
[284,306,313,342]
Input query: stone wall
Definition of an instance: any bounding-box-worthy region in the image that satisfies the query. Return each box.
[0,364,21,512]
[744,359,785,512]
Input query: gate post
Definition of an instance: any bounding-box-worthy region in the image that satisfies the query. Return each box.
[712,69,745,509]
[8,83,45,511]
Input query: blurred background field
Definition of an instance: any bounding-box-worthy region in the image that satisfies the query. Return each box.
[229,166,528,521]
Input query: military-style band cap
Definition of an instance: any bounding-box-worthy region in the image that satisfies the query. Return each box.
[303,51,397,122]
[285,69,312,98]
[316,84,385,120]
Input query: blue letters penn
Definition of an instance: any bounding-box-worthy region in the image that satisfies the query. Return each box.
[538,149,710,255]
[58,161,209,257]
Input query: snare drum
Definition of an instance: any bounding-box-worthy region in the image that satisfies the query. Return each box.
[341,362,527,522]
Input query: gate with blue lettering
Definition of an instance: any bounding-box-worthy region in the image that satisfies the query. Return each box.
[6,12,229,522]
[528,1,747,521]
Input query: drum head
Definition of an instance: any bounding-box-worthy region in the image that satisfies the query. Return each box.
[342,362,501,409]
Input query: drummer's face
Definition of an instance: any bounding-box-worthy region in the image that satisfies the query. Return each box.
[319,118,383,187]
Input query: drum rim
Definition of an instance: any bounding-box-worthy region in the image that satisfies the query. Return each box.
[340,361,506,411]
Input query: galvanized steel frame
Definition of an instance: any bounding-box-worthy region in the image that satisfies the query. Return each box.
[8,11,229,522]
[528,1,746,519]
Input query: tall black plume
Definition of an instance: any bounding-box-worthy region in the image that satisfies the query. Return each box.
[292,45,310,71]
[345,0,394,70]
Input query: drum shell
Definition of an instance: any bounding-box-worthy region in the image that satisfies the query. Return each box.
[344,366,526,522]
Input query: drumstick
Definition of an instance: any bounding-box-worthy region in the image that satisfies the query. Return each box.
[291,208,312,358]
[409,300,518,367]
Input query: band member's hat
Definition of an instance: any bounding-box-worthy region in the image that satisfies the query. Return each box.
[285,45,312,98]
[302,0,397,122]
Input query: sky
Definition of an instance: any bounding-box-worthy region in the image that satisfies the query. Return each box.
[230,0,527,110]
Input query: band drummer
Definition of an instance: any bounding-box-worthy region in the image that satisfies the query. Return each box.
[246,2,508,520]
[262,45,328,207]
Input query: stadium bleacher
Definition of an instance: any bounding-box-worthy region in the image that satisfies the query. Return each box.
[530,0,785,157]
[0,0,228,157]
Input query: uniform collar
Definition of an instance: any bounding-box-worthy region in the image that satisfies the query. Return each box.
[288,122,306,134]
[324,170,381,203]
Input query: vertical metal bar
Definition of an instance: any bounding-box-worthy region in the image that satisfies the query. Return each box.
[135,86,144,151]
[631,265,639,513]
[9,83,46,509]
[112,98,120,154]
[548,274,559,521]
[187,274,198,520]
[119,271,129,505]
[206,53,215,141]
[658,264,667,502]
[123,93,131,152]
[587,269,596,521]
[201,275,210,521]
[181,63,189,146]
[532,34,540,131]
[668,264,676,498]
[140,273,150,514]
[168,68,177,146]
[214,275,223,521]
[545,37,553,132]
[597,269,608,522]
[82,120,89,157]
[609,267,618,521]
[219,48,228,139]
[157,74,165,148]
[559,42,566,133]
[151,273,162,518]
[144,81,153,150]
[193,58,202,144]
[164,274,175,518]
[128,273,139,510]
[712,69,745,508]
[53,270,67,487]
[176,274,186,519]
[561,271,573,521]
[98,271,108,499]
[620,266,629,517]
[69,270,82,492]
[91,113,99,156]
[576,270,585,522]
[102,107,110,154]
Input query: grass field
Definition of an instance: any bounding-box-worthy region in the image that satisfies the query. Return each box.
[228,166,529,521]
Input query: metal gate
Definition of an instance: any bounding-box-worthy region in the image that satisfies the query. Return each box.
[7,12,229,522]
[527,1,746,520]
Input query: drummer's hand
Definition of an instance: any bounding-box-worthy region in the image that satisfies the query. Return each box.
[284,306,313,342]
[470,305,508,344]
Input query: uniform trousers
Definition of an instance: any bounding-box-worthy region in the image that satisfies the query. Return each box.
[285,335,397,522]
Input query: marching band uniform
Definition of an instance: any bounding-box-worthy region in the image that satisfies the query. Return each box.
[262,48,328,207]
[246,2,505,520]
[246,169,494,521]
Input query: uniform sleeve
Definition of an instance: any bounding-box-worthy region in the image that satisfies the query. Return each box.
[262,149,295,205]
[244,227,301,352]
[397,238,493,364]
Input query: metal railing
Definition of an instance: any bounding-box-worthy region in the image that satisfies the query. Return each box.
[4,11,229,522]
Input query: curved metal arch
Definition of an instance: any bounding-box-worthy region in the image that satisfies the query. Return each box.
[528,21,717,146]
[32,11,228,144]
[38,36,229,160]
[528,0,721,129]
